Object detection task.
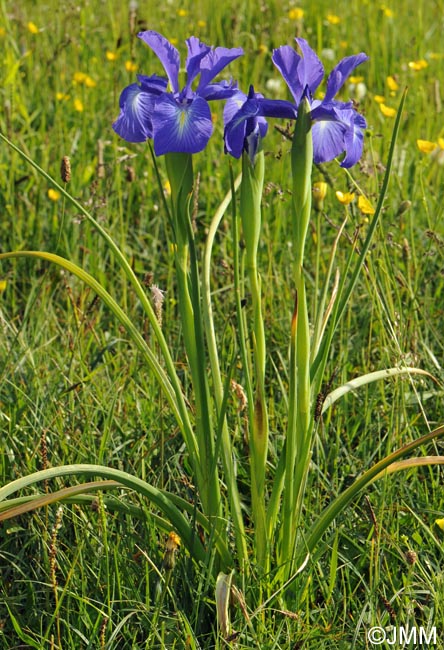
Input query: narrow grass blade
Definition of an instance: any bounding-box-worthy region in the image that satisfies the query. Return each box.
[0,464,234,568]
[321,367,436,415]
[0,250,202,484]
[301,423,444,562]
[311,88,408,388]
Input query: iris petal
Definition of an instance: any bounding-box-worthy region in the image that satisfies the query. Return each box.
[112,83,156,142]
[223,91,248,124]
[271,46,303,103]
[294,38,324,95]
[260,98,296,119]
[197,46,243,92]
[185,37,212,90]
[200,79,239,100]
[324,53,369,102]
[224,95,258,158]
[312,120,347,164]
[340,113,367,167]
[137,73,169,94]
[151,94,213,155]
[138,31,181,93]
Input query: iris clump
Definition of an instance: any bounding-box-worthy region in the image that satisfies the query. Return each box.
[224,38,368,168]
[113,30,243,155]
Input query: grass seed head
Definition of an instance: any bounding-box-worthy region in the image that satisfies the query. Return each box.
[61,156,71,183]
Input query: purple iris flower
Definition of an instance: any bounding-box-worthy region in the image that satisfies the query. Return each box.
[223,86,268,161]
[113,31,243,155]
[224,86,295,162]
[271,38,369,167]
[223,39,368,168]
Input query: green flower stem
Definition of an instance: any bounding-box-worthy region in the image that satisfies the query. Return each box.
[239,150,269,569]
[202,173,248,567]
[280,98,313,578]
[165,153,221,523]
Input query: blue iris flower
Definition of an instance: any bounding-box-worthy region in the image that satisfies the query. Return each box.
[224,38,369,168]
[224,86,294,162]
[113,31,243,155]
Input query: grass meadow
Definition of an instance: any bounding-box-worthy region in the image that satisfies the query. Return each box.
[1,0,444,647]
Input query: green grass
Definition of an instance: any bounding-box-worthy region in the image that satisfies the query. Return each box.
[1,0,444,647]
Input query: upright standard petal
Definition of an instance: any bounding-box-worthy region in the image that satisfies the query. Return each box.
[151,95,213,155]
[197,46,243,92]
[323,52,369,103]
[294,38,324,96]
[271,45,303,104]
[185,36,212,90]
[112,83,156,142]
[138,31,181,93]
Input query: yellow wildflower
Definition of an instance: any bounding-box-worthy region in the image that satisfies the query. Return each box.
[417,139,437,154]
[125,60,138,73]
[73,71,87,84]
[162,531,181,570]
[312,181,328,211]
[197,20,206,28]
[177,8,188,16]
[258,44,268,54]
[436,518,444,531]
[170,37,179,45]
[373,95,385,104]
[438,138,444,149]
[56,92,70,101]
[163,180,171,196]
[349,75,364,84]
[48,189,61,201]
[73,98,84,112]
[106,51,118,61]
[386,75,399,91]
[335,191,355,205]
[358,195,375,215]
[327,14,341,25]
[0,280,7,293]
[408,59,428,71]
[288,8,304,20]
[27,22,39,34]
[380,5,395,17]
[84,75,96,88]
[379,103,396,117]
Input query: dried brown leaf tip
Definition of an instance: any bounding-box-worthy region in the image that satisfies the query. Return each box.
[61,156,71,183]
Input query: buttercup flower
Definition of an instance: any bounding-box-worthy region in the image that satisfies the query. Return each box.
[336,190,355,204]
[113,31,243,155]
[379,103,396,117]
[358,194,375,215]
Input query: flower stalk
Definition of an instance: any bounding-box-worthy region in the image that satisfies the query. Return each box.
[280,97,313,578]
[239,149,269,569]
[165,152,221,523]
